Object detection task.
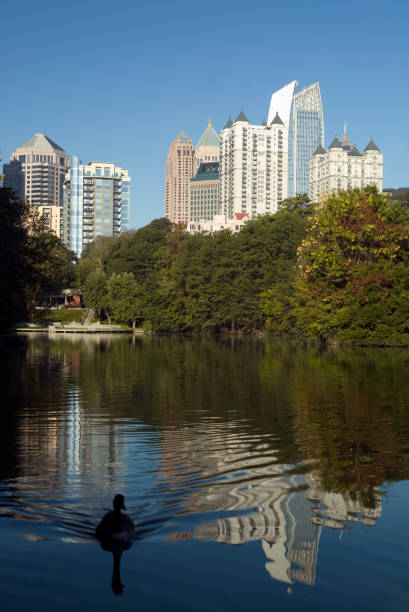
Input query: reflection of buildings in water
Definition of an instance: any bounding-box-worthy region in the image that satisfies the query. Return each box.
[15,380,127,500]
[196,475,321,586]
[306,474,382,528]
[160,426,382,586]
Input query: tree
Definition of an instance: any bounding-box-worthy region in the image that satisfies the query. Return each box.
[294,187,409,344]
[107,272,141,328]
[0,188,29,327]
[25,213,76,307]
[0,188,76,327]
[82,268,110,320]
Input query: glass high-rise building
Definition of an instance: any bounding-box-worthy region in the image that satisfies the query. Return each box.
[288,83,324,197]
[63,158,131,257]
[268,82,324,198]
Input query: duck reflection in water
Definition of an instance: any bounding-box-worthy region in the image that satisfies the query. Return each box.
[95,494,135,595]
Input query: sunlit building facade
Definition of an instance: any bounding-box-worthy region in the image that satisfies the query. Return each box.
[164,131,195,224]
[3,133,70,238]
[309,133,383,201]
[220,110,287,219]
[63,158,131,257]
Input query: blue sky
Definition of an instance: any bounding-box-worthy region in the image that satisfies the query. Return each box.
[2,0,408,228]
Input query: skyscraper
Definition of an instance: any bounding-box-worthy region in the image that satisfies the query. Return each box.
[194,119,220,172]
[4,133,70,206]
[164,131,195,224]
[219,110,287,219]
[63,158,131,257]
[3,133,70,238]
[268,82,324,198]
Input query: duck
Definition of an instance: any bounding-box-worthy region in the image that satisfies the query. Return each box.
[95,494,135,545]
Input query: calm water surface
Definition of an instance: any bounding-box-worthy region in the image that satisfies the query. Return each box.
[1,334,409,611]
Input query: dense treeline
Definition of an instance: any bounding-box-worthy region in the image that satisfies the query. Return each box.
[0,187,76,329]
[3,181,407,344]
[77,198,310,332]
[78,187,409,345]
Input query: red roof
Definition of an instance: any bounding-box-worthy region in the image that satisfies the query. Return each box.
[234,213,249,220]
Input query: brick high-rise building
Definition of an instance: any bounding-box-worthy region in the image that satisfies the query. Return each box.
[164,131,195,224]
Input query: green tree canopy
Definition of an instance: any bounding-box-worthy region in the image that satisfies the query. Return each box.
[262,187,409,344]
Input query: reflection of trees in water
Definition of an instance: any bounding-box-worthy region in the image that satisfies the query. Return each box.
[283,346,409,503]
[2,335,409,586]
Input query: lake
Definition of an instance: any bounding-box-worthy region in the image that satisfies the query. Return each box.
[1,333,409,611]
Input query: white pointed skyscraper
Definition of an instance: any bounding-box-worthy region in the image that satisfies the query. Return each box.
[268,81,324,198]
[267,80,297,127]
[287,83,324,197]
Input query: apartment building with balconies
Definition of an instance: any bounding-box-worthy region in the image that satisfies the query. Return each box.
[219,110,288,219]
[63,157,130,257]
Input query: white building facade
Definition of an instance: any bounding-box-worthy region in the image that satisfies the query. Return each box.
[309,134,383,202]
[188,213,249,235]
[219,110,288,219]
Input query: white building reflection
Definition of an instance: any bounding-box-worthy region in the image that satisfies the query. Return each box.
[161,425,382,586]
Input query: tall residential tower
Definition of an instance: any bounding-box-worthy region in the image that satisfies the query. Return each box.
[63,158,131,257]
[220,110,288,218]
[164,131,195,224]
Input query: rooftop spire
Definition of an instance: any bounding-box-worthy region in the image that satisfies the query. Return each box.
[341,122,352,151]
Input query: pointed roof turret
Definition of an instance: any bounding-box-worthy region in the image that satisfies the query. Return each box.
[196,119,220,148]
[223,116,233,130]
[363,137,380,152]
[313,144,326,155]
[18,133,65,152]
[234,109,249,123]
[270,112,284,125]
[262,118,267,126]
[175,131,191,143]
[329,135,343,149]
[348,146,361,157]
